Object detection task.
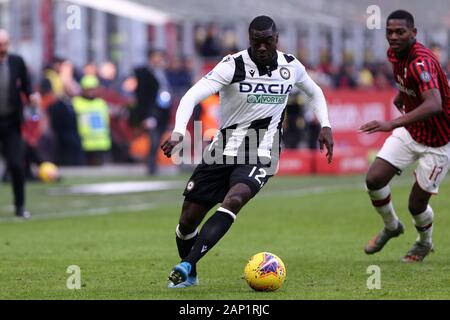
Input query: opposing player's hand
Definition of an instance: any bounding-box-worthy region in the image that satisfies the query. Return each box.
[160,132,183,158]
[359,120,395,134]
[318,127,334,164]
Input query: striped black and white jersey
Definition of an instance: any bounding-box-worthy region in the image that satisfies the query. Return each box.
[173,48,330,163]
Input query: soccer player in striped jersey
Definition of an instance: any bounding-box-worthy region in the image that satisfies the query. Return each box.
[161,15,334,288]
[360,10,450,262]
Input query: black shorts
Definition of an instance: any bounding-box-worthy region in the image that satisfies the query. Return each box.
[183,162,273,208]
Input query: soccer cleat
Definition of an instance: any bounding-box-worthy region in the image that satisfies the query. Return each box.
[167,275,199,288]
[15,207,31,219]
[167,261,192,287]
[364,221,405,254]
[401,241,433,263]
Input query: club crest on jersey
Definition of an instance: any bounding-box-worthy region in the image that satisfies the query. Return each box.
[280,67,290,80]
[420,71,431,82]
[186,180,195,191]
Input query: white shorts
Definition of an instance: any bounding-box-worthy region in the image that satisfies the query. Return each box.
[377,127,450,194]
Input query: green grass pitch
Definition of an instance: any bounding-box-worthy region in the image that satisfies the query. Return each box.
[1,170,449,299]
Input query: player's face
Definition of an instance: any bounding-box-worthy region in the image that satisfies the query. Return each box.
[386,19,417,54]
[249,29,278,66]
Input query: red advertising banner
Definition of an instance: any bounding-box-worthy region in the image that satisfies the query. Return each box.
[323,89,398,151]
[278,89,400,175]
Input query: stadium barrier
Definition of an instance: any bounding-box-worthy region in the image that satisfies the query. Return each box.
[277,148,370,175]
[277,89,397,175]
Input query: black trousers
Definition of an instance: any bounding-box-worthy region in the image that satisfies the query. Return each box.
[0,116,25,208]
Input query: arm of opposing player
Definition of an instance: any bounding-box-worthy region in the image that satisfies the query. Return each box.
[360,59,442,134]
[389,88,442,129]
[391,58,442,127]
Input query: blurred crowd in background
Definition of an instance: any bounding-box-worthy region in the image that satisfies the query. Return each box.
[10,22,450,178]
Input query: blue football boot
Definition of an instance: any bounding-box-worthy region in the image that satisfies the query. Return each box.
[167,262,198,288]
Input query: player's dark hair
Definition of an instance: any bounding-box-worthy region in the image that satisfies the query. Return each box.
[248,16,277,33]
[387,10,414,28]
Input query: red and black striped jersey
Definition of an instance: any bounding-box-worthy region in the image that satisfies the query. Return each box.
[387,41,450,147]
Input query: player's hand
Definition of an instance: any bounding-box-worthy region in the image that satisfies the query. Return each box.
[160,132,183,158]
[318,127,334,164]
[359,120,395,134]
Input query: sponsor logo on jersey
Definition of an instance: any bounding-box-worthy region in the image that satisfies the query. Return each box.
[280,67,290,80]
[247,94,286,104]
[239,82,293,94]
[249,70,255,77]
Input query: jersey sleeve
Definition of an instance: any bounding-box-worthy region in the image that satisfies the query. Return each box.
[202,55,236,89]
[409,58,440,93]
[292,58,308,85]
[172,56,235,136]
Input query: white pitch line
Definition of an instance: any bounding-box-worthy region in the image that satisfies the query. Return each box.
[0,203,158,223]
[1,177,447,224]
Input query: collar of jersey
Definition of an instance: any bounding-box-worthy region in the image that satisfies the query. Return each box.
[247,48,278,77]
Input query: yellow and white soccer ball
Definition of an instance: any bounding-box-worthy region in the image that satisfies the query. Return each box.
[38,162,59,183]
[244,252,286,292]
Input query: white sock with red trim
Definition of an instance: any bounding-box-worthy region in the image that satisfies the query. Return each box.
[412,205,434,245]
[367,185,399,231]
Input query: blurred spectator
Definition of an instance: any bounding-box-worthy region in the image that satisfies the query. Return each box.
[358,64,374,88]
[167,56,193,99]
[445,61,450,83]
[43,57,65,97]
[282,92,306,149]
[60,60,80,96]
[47,84,84,166]
[200,23,222,57]
[430,43,443,63]
[83,62,98,77]
[133,49,172,175]
[334,64,357,88]
[72,75,111,165]
[99,61,119,89]
[0,28,40,218]
[222,30,239,55]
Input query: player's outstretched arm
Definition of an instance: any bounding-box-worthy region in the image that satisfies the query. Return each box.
[161,132,183,158]
[296,74,334,163]
[160,79,215,158]
[160,57,234,158]
[318,127,334,164]
[359,88,442,134]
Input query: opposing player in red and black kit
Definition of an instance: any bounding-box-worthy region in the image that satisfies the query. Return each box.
[360,10,450,262]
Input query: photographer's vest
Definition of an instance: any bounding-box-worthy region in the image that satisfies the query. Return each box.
[72,96,111,152]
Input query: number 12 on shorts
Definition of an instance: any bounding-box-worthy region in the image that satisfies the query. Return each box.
[249,166,267,188]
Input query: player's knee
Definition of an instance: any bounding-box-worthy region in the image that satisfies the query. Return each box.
[365,174,387,191]
[408,201,428,216]
[179,212,198,231]
[222,195,246,213]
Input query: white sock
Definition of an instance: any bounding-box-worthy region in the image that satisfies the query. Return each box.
[412,205,434,245]
[367,185,399,231]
